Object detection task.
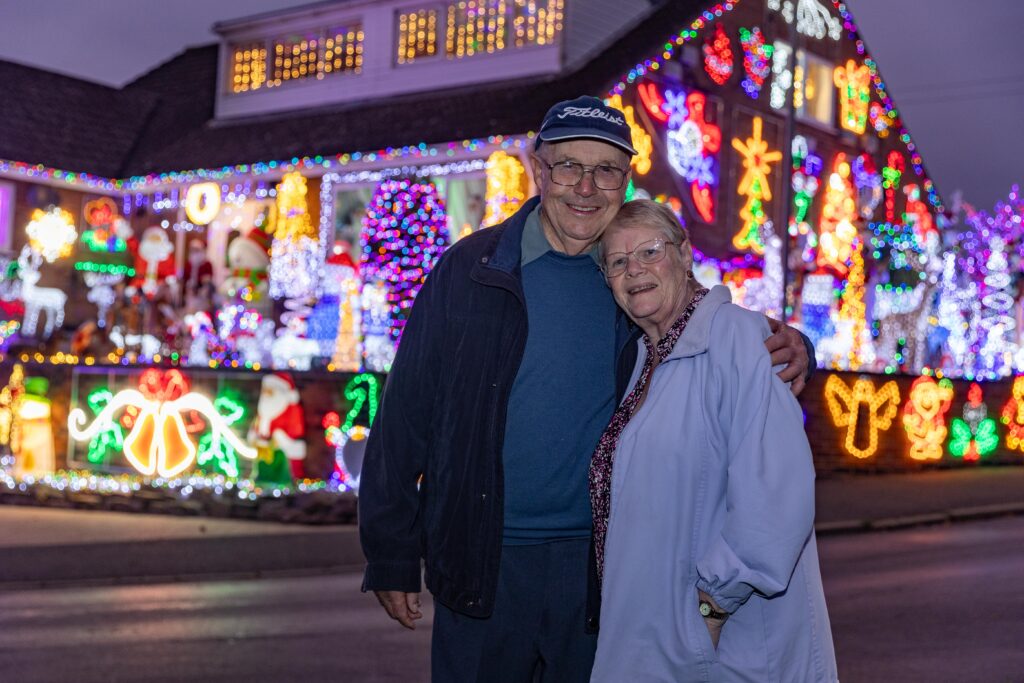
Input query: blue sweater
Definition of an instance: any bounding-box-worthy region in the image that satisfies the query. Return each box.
[502,249,619,543]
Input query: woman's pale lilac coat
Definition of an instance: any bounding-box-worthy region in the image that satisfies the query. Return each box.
[590,286,838,682]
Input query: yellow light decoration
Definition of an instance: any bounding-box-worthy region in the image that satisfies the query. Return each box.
[824,375,901,459]
[607,94,652,175]
[272,172,316,242]
[25,207,77,262]
[482,151,529,228]
[834,59,871,135]
[1000,376,1024,452]
[835,239,867,368]
[68,388,256,479]
[731,116,782,253]
[817,153,858,274]
[903,376,954,461]
[0,364,24,448]
[185,182,222,225]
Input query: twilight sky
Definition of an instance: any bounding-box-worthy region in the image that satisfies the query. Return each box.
[1,0,1020,211]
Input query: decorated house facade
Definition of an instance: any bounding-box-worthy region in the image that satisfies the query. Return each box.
[0,0,1018,509]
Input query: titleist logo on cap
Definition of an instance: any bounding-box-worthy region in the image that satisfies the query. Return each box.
[556,107,625,126]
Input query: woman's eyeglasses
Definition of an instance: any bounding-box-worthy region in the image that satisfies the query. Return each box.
[601,238,681,277]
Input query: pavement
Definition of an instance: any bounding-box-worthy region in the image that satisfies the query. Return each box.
[0,467,1021,588]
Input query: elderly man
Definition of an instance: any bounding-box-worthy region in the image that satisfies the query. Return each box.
[359,96,813,682]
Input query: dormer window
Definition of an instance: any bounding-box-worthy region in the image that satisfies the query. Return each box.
[228,23,364,93]
[397,8,440,64]
[397,0,563,64]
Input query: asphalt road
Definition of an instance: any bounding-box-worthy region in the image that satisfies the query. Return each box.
[1,517,1023,682]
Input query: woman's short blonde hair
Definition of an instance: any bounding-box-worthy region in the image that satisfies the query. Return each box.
[598,199,690,261]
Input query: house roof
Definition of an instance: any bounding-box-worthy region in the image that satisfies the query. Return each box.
[1,0,693,179]
[0,58,159,178]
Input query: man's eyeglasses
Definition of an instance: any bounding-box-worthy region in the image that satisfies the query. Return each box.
[540,160,628,190]
[601,238,682,277]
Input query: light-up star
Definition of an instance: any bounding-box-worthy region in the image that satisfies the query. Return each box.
[732,116,782,202]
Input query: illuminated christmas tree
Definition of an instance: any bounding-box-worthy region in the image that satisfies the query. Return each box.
[269,172,320,300]
[482,151,529,228]
[731,116,781,253]
[834,239,871,369]
[361,180,448,350]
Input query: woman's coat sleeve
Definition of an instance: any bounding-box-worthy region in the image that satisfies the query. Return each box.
[695,306,816,613]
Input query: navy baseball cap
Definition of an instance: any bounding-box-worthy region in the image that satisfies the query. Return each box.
[535,95,637,156]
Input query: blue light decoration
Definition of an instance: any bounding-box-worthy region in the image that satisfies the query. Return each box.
[739,27,773,99]
[361,180,449,350]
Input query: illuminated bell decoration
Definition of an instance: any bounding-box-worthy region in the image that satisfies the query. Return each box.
[902,376,954,461]
[824,375,900,459]
[26,207,77,263]
[482,151,529,228]
[950,383,998,461]
[606,95,652,175]
[731,116,781,253]
[67,369,256,478]
[834,59,871,135]
[184,182,222,226]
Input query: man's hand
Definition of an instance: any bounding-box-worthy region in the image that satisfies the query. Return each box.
[374,590,423,630]
[765,317,809,396]
[698,590,727,650]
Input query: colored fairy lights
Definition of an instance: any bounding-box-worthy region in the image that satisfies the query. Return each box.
[817,153,858,273]
[361,180,448,346]
[739,27,772,99]
[269,172,320,301]
[660,86,721,223]
[824,375,900,459]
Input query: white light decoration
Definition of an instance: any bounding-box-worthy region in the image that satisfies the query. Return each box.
[667,120,706,183]
[68,389,256,479]
[936,252,969,372]
[184,182,222,226]
[769,41,793,110]
[25,207,77,263]
[16,248,66,339]
[361,279,395,372]
[767,0,841,41]
[739,223,783,319]
[978,236,1017,376]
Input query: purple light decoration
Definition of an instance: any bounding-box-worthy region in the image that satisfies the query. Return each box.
[361,179,449,343]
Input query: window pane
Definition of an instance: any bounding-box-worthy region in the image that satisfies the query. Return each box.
[397,9,439,64]
[271,31,320,86]
[230,42,267,93]
[795,51,834,126]
[323,25,365,74]
[512,0,564,47]
[446,0,507,58]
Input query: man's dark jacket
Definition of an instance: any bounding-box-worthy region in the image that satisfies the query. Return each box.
[358,197,637,631]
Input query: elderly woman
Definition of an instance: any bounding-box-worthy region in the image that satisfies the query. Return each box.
[588,200,837,682]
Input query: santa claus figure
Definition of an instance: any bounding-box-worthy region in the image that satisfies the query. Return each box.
[133,227,176,298]
[249,372,307,485]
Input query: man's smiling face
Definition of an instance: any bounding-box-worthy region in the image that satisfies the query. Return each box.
[531,139,631,256]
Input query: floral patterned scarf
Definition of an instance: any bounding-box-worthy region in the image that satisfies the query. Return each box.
[589,286,709,585]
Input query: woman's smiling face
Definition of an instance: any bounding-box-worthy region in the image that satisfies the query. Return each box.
[602,222,694,339]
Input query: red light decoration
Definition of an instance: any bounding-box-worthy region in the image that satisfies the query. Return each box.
[883,150,905,223]
[703,23,734,86]
[637,82,668,123]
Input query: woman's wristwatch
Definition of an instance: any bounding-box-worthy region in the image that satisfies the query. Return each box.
[699,600,728,620]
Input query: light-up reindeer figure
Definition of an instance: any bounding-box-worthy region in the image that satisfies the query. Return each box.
[17,247,66,339]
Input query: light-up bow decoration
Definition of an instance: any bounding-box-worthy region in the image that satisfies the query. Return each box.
[68,369,256,478]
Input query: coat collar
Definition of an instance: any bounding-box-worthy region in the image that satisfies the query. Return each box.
[664,285,732,360]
